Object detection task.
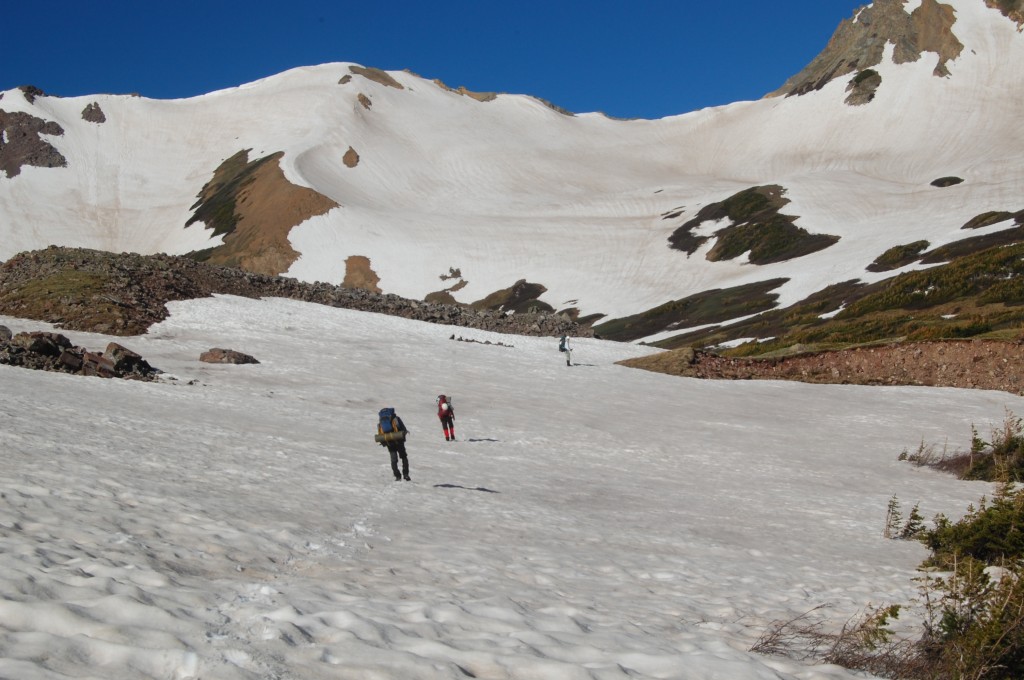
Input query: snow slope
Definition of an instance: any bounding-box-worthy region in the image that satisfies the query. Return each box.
[1,296,1020,679]
[2,0,1022,326]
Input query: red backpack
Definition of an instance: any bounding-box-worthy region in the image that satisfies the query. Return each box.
[437,395,453,418]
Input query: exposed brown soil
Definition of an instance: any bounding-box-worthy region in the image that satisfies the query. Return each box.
[348,66,404,90]
[620,339,1024,396]
[198,154,339,276]
[342,255,381,293]
[343,147,360,168]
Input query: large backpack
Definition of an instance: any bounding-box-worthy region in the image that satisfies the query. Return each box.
[375,407,406,443]
[378,407,397,433]
[558,336,568,352]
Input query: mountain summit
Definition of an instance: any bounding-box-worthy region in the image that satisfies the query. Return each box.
[1,0,1023,348]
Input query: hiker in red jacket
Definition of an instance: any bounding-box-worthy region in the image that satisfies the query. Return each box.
[436,394,455,441]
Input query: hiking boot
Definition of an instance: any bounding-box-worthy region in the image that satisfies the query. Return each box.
[403,475,411,481]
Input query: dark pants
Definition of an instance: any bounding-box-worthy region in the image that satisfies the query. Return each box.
[440,415,455,440]
[387,442,409,479]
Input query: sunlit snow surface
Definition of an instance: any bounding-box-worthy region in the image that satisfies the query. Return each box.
[2,296,1020,679]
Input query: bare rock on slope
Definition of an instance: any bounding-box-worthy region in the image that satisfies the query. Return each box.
[768,0,963,99]
[0,110,67,178]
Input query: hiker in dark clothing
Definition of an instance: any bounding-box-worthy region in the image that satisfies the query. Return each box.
[559,335,572,366]
[376,407,410,481]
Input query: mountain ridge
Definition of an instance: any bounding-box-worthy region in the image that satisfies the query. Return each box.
[1,0,1023,352]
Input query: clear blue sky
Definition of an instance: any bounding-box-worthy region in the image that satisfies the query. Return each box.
[4,1,866,120]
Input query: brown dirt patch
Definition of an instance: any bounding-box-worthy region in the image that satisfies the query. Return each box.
[348,66,404,90]
[342,256,381,293]
[343,147,360,168]
[620,339,1024,396]
[196,153,339,276]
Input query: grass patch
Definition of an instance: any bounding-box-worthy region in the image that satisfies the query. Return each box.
[866,240,929,272]
[0,270,129,331]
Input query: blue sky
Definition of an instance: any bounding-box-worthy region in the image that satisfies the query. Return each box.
[5,1,866,119]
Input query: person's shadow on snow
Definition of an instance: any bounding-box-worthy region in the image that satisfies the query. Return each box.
[433,483,500,493]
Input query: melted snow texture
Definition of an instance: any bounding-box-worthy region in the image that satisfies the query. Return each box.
[1,296,1019,679]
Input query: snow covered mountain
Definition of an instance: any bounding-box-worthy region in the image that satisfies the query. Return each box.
[1,0,1022,343]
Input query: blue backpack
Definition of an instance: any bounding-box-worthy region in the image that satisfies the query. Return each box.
[379,407,397,433]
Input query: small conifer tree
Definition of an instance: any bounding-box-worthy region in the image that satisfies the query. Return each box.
[900,503,925,540]
[884,495,903,539]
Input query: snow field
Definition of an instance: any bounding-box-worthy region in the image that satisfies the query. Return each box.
[1,296,1020,678]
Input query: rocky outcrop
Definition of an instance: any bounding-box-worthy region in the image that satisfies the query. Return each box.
[620,339,1024,396]
[17,86,46,104]
[81,102,106,124]
[0,110,67,178]
[768,0,963,99]
[845,69,882,105]
[0,330,159,380]
[0,247,587,338]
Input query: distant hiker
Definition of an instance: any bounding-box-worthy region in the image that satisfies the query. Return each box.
[436,394,455,441]
[375,407,410,481]
[558,335,572,366]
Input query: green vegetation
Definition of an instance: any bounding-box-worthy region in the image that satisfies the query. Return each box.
[668,185,840,264]
[910,480,1024,678]
[921,226,1024,264]
[667,236,1024,356]
[471,280,553,314]
[866,240,929,272]
[0,270,128,332]
[963,211,1016,230]
[708,217,840,265]
[851,68,880,86]
[594,279,787,343]
[757,418,1024,678]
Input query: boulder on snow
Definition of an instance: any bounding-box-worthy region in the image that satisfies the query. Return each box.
[0,325,11,342]
[104,342,153,374]
[12,331,72,356]
[199,348,260,365]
